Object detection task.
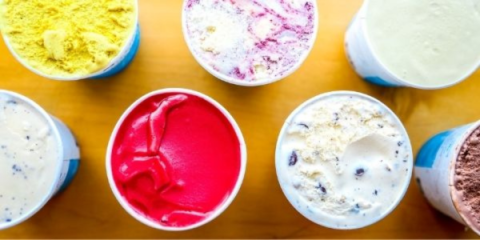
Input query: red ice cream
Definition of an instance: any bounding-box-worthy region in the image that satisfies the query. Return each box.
[110,92,242,228]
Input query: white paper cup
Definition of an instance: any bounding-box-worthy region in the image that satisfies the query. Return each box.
[0,90,80,230]
[106,88,247,231]
[276,91,413,229]
[415,121,480,235]
[1,1,140,81]
[181,0,319,87]
[344,0,478,89]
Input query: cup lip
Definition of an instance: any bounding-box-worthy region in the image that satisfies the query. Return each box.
[448,120,480,235]
[0,90,64,230]
[358,0,480,90]
[181,0,319,87]
[105,88,247,231]
[275,90,414,230]
[0,0,139,81]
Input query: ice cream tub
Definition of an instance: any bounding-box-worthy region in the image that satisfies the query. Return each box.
[106,88,247,231]
[345,0,480,89]
[0,90,80,230]
[276,91,413,229]
[91,23,140,79]
[0,0,140,81]
[415,121,480,235]
[182,0,318,87]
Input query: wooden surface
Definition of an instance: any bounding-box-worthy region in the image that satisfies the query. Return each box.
[0,0,479,238]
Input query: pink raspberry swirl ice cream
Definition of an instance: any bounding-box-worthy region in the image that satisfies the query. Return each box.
[183,0,318,86]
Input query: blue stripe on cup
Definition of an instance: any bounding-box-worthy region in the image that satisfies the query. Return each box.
[93,24,141,79]
[58,159,80,193]
[365,76,400,87]
[415,130,452,168]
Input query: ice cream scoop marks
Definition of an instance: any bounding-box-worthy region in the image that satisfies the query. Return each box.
[276,92,414,229]
[115,95,207,222]
[244,0,316,49]
[243,1,316,79]
[184,0,316,83]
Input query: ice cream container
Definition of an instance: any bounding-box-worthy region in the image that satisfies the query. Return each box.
[276,91,413,229]
[0,0,140,81]
[182,0,319,87]
[415,120,480,235]
[106,88,246,231]
[91,23,140,79]
[345,0,480,89]
[0,90,80,230]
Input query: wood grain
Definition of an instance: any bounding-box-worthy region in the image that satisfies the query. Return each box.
[0,0,479,238]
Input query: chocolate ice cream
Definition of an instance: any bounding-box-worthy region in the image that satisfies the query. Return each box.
[454,127,480,232]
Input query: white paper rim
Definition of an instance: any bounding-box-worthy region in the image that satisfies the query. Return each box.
[181,0,319,87]
[105,88,247,231]
[275,90,413,229]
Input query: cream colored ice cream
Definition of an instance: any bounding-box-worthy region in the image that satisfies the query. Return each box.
[0,94,59,225]
[0,0,136,78]
[276,92,412,229]
[365,0,480,87]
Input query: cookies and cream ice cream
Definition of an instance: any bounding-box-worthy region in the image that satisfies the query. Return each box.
[0,0,136,77]
[276,92,412,229]
[0,93,59,226]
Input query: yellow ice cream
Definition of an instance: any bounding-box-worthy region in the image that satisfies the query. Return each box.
[0,0,136,78]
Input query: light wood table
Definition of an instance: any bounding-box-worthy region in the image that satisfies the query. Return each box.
[1,0,479,238]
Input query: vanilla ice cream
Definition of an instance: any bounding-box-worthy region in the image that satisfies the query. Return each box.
[365,0,480,87]
[183,0,317,84]
[0,94,59,226]
[276,92,412,229]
